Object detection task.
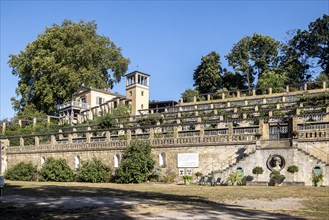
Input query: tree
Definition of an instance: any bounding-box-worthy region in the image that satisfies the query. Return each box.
[288,14,329,77]
[9,20,130,115]
[257,70,288,93]
[181,88,204,102]
[115,141,155,183]
[193,51,223,94]
[226,33,281,89]
[221,69,247,91]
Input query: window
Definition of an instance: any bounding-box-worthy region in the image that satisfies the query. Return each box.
[96,97,104,105]
[41,157,46,166]
[159,152,166,167]
[141,91,144,96]
[75,155,80,169]
[114,154,120,168]
[141,104,144,109]
[80,96,86,103]
[130,91,132,96]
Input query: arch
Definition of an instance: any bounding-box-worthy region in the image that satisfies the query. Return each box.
[75,155,80,169]
[313,165,322,174]
[114,154,121,168]
[159,152,166,167]
[41,157,46,166]
[236,167,244,175]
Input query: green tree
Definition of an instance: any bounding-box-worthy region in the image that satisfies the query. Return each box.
[288,14,329,77]
[257,70,288,93]
[39,157,74,182]
[14,104,46,119]
[193,51,223,94]
[9,19,130,115]
[76,157,111,183]
[226,33,280,89]
[115,141,155,183]
[221,69,247,91]
[181,88,205,102]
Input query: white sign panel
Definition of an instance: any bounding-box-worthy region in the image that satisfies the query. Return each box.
[177,153,199,168]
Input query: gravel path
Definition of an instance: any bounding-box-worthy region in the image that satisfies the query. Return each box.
[0,195,306,219]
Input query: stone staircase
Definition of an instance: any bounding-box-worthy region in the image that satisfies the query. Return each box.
[296,146,329,166]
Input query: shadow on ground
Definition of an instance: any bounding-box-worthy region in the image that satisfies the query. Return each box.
[0,183,306,220]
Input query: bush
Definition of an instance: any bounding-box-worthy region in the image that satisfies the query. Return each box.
[252,166,264,175]
[227,171,244,186]
[39,157,74,182]
[76,158,111,183]
[4,161,37,181]
[115,141,155,183]
[287,165,299,173]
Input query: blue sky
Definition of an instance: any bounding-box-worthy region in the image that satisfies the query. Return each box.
[1,0,328,120]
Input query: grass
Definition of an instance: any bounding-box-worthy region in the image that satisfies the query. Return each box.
[1,181,329,219]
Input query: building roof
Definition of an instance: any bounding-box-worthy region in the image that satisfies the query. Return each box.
[73,86,125,98]
[125,70,150,77]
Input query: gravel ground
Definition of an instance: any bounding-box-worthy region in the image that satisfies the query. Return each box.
[0,195,306,219]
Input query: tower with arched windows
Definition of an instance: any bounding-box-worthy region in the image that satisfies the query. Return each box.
[125,71,150,115]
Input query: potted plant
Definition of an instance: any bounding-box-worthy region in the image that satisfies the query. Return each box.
[227,171,244,186]
[291,130,299,138]
[252,166,264,181]
[270,170,284,186]
[312,171,323,187]
[195,171,203,183]
[287,165,299,182]
[183,175,192,185]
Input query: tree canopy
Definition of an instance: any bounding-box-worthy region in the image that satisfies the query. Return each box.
[9,20,130,115]
[193,51,223,94]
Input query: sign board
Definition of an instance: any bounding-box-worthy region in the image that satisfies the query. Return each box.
[177,153,199,168]
[0,176,4,188]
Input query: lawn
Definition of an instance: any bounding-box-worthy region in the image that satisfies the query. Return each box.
[1,181,328,219]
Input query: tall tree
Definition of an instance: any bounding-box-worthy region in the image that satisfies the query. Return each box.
[9,20,130,115]
[287,14,329,78]
[193,51,223,94]
[221,69,247,91]
[226,33,280,89]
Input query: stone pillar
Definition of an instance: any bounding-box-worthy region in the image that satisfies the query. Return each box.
[243,113,247,119]
[237,91,240,98]
[282,96,286,102]
[35,136,39,146]
[173,126,178,138]
[72,128,78,138]
[149,128,154,140]
[263,98,267,104]
[195,111,198,117]
[244,100,248,106]
[33,118,37,128]
[86,131,91,142]
[323,81,326,89]
[276,104,280,110]
[219,115,224,121]
[2,122,6,135]
[228,122,233,142]
[126,130,131,142]
[259,119,269,140]
[286,85,289,93]
[252,89,256,96]
[51,135,56,145]
[254,105,259,112]
[296,109,300,116]
[193,96,197,103]
[68,134,73,144]
[1,139,9,175]
[18,119,22,128]
[227,102,231,107]
[200,124,204,138]
[180,98,183,104]
[59,129,63,140]
[105,131,111,142]
[20,137,24,147]
[195,118,202,130]
[47,116,51,124]
[221,93,225,100]
[268,111,273,117]
[207,94,211,101]
[269,87,272,94]
[304,83,307,91]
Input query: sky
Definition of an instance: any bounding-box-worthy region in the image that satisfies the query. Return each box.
[0,0,328,120]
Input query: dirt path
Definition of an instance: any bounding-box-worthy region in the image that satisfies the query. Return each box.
[0,195,305,219]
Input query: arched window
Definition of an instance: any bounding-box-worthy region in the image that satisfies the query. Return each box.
[114,154,120,168]
[236,167,244,175]
[159,152,166,167]
[75,155,80,169]
[41,157,46,166]
[313,166,322,174]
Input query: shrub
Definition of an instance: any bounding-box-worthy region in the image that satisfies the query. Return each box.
[287,165,299,173]
[270,170,284,184]
[39,157,74,182]
[252,166,264,175]
[76,158,111,183]
[4,161,37,181]
[227,171,244,186]
[115,141,155,183]
[137,114,162,126]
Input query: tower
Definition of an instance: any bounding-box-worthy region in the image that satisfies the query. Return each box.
[125,71,150,115]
